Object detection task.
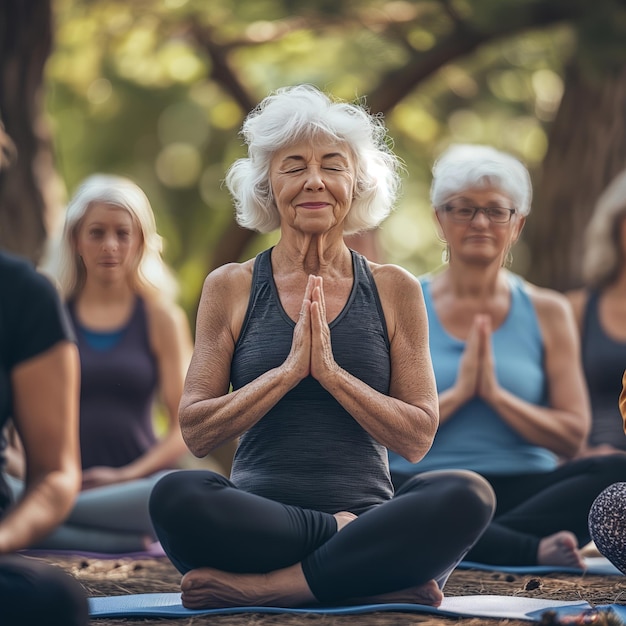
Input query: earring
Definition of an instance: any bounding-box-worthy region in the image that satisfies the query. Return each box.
[441,244,450,264]
[503,250,513,268]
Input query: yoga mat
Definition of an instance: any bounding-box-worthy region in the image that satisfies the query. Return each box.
[88,592,594,621]
[459,555,623,576]
[19,541,166,560]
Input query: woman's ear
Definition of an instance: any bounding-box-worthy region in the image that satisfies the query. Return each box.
[511,215,526,244]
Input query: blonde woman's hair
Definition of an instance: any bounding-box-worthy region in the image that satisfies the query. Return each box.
[43,174,178,301]
[582,169,626,289]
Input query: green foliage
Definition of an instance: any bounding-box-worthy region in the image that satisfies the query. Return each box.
[45,0,625,317]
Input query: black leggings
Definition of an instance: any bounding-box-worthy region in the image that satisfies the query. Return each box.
[0,554,88,626]
[150,469,495,604]
[395,454,626,566]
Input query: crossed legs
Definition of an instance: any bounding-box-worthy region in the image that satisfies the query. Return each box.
[149,469,495,608]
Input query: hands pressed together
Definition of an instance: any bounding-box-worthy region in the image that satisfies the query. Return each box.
[456,314,501,406]
[287,275,339,386]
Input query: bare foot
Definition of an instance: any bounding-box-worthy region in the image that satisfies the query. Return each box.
[348,579,443,607]
[181,564,314,609]
[538,531,585,569]
[333,511,357,531]
[181,566,443,610]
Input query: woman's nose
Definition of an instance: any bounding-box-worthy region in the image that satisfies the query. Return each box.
[102,234,118,250]
[304,168,325,191]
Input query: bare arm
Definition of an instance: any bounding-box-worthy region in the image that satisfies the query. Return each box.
[310,266,439,462]
[564,288,588,334]
[479,288,590,458]
[0,341,81,553]
[180,262,305,457]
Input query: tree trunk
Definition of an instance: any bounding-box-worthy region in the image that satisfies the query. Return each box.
[0,0,59,263]
[525,62,626,292]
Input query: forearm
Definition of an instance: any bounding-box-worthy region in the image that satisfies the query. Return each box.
[486,387,586,458]
[438,385,472,423]
[0,468,79,553]
[181,364,302,457]
[318,366,438,462]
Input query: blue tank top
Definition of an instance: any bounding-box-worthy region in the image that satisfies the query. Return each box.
[69,297,159,469]
[390,272,557,476]
[582,290,626,450]
[230,248,394,514]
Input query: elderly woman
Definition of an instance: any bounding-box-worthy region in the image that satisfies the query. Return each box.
[566,168,626,457]
[389,144,626,568]
[149,85,495,609]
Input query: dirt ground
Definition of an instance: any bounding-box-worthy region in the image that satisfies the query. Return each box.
[40,553,626,626]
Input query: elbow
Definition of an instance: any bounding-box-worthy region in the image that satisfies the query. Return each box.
[400,410,439,464]
[181,426,208,458]
[559,420,590,460]
[403,439,434,464]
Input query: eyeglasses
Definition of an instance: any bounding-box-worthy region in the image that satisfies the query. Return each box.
[440,203,516,224]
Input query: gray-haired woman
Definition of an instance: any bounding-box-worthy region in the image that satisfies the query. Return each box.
[149,85,495,609]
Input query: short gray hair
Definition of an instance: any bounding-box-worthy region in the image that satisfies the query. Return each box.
[224,84,403,235]
[430,144,532,216]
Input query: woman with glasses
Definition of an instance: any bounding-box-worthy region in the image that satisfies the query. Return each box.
[389,143,626,568]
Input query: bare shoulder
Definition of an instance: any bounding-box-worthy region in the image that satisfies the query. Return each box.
[368,262,426,336]
[368,261,423,300]
[201,260,255,301]
[197,259,255,342]
[525,280,576,329]
[144,297,187,330]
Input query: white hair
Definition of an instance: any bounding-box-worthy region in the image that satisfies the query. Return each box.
[224,84,403,235]
[42,174,178,301]
[430,144,532,216]
[582,169,626,289]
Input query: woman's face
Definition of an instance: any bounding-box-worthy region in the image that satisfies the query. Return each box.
[75,202,142,285]
[436,187,525,265]
[269,137,356,235]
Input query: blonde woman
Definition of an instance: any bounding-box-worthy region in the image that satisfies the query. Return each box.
[8,174,193,553]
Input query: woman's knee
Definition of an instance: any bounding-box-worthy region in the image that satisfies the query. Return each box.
[585,454,626,483]
[149,469,228,527]
[406,470,495,528]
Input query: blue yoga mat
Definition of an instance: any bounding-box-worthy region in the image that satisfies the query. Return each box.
[459,556,623,576]
[89,593,603,620]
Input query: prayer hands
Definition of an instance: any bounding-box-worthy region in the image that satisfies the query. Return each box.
[456,314,500,405]
[288,275,337,384]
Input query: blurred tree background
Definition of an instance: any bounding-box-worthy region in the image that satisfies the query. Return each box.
[2,0,626,322]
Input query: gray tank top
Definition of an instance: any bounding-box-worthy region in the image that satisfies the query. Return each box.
[230,248,394,514]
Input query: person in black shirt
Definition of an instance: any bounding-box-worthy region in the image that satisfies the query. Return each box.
[0,125,88,625]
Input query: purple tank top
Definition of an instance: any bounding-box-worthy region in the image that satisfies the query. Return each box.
[69,297,159,469]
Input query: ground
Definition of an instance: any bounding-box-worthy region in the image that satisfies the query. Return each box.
[41,554,626,626]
